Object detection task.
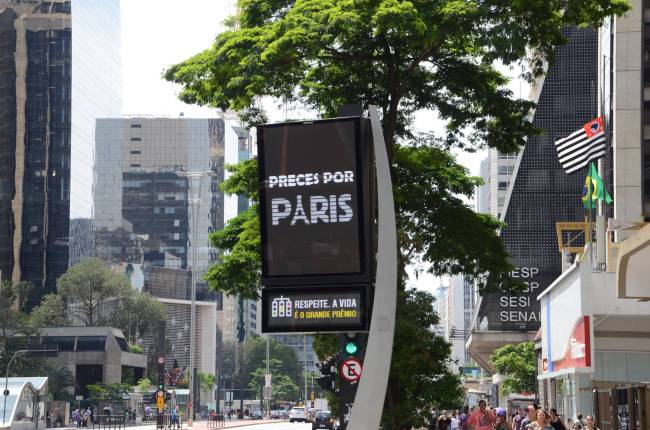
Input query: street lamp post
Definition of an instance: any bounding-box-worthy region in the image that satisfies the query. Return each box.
[3,349,57,426]
[175,169,216,427]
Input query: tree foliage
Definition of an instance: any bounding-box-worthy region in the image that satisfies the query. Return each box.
[490,341,537,396]
[55,258,166,342]
[57,258,132,327]
[165,0,626,155]
[87,383,132,401]
[247,359,299,402]
[385,289,463,429]
[198,371,217,392]
[242,336,301,384]
[30,294,69,328]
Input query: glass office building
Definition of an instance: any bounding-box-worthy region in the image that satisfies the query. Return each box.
[69,0,122,262]
[0,0,121,308]
[94,117,233,371]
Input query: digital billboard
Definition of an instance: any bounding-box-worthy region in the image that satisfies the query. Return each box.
[257,118,372,286]
[262,285,368,333]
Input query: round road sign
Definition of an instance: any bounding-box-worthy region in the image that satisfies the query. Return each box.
[339,358,363,382]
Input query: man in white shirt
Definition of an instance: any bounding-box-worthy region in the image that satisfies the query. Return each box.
[451,410,460,430]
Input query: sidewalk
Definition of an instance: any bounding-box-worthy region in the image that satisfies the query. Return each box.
[57,419,287,430]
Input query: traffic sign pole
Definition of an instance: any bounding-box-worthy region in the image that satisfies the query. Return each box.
[346,106,397,430]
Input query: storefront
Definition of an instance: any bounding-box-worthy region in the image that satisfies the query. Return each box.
[537,247,650,430]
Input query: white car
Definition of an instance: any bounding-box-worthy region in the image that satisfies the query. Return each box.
[289,407,308,423]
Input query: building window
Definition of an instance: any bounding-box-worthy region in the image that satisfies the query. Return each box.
[498,181,508,190]
[130,150,141,155]
[43,336,75,351]
[131,124,141,128]
[115,337,129,352]
[498,165,514,175]
[130,164,141,168]
[130,137,141,141]
[76,336,107,351]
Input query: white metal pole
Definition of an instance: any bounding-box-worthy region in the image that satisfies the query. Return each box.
[188,172,206,427]
[346,106,397,430]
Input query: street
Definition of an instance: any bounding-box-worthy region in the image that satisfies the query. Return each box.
[220,423,311,430]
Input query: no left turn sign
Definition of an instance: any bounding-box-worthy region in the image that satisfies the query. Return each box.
[339,358,363,382]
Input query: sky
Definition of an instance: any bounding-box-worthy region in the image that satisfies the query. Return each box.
[120,0,527,295]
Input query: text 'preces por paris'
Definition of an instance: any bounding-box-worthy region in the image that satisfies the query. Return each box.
[268,170,355,226]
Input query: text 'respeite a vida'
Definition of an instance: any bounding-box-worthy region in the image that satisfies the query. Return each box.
[268,171,355,226]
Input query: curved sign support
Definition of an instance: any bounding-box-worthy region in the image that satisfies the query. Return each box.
[346,105,397,429]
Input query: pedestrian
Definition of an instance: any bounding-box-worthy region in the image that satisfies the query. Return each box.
[460,406,470,430]
[429,409,438,430]
[451,411,460,430]
[467,400,496,430]
[171,406,180,430]
[585,416,599,430]
[528,409,553,430]
[439,412,452,430]
[549,409,566,430]
[573,414,586,429]
[514,410,523,430]
[494,408,511,430]
[520,404,539,430]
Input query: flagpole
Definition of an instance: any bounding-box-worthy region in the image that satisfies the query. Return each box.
[587,171,594,270]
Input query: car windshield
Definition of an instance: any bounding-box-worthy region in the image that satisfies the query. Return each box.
[317,411,331,419]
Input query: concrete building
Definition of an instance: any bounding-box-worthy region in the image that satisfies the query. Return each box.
[535,1,650,427]
[477,149,518,218]
[0,0,121,308]
[468,26,598,372]
[42,327,146,399]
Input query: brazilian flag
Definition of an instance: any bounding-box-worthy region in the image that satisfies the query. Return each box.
[582,162,613,209]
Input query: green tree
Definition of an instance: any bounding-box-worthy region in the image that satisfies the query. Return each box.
[56,258,166,342]
[112,291,167,343]
[57,258,131,326]
[0,281,35,351]
[46,366,75,401]
[87,383,132,401]
[198,371,216,392]
[164,0,626,158]
[136,378,152,393]
[29,294,69,328]
[490,341,537,396]
[247,359,299,402]
[241,336,301,384]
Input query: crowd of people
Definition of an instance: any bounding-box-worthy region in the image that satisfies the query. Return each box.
[430,400,600,430]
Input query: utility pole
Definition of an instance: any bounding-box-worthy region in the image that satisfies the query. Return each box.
[303,335,308,405]
[175,169,216,427]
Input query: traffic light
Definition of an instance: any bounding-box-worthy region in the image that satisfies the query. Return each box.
[316,355,338,392]
[343,334,360,357]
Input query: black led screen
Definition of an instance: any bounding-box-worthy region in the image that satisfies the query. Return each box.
[262,285,369,333]
[258,118,371,285]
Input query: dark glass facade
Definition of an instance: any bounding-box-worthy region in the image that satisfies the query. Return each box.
[0,2,71,308]
[476,27,598,332]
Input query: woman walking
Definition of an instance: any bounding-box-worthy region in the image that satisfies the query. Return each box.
[528,409,553,430]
